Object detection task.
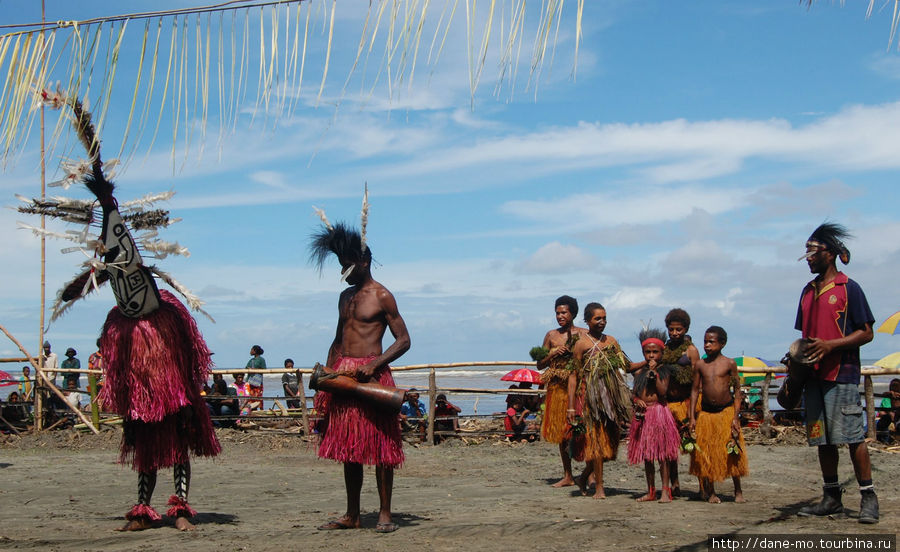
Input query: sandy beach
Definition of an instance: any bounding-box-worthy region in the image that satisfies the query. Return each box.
[0,427,896,552]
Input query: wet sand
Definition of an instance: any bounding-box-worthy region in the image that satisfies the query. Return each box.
[0,427,896,552]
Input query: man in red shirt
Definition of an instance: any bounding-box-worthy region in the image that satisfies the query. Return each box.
[794,223,877,524]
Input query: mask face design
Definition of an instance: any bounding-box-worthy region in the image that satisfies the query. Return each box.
[103,208,160,317]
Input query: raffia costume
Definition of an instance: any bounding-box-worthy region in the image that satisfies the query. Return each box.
[572,337,632,461]
[17,91,218,525]
[627,365,680,464]
[540,333,579,444]
[689,404,749,482]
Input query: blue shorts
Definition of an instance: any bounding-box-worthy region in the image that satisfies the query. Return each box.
[804,379,865,446]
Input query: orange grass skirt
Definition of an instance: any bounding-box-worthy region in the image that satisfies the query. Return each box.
[688,405,748,482]
[584,419,618,462]
[541,380,570,444]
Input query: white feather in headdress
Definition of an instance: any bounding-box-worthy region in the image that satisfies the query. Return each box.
[360,183,369,252]
[312,206,334,231]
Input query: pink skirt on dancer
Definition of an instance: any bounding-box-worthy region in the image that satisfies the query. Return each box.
[314,355,404,468]
[627,402,680,464]
[98,290,220,472]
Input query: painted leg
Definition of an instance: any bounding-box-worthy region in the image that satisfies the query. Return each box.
[168,462,197,531]
[120,471,160,531]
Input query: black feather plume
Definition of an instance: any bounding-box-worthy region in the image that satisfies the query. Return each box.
[309,222,369,272]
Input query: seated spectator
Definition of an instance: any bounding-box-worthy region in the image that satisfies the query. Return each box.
[281,358,303,409]
[400,388,427,439]
[505,397,531,442]
[231,372,252,415]
[207,376,239,428]
[876,378,900,443]
[433,393,461,444]
[2,392,29,432]
[506,382,542,413]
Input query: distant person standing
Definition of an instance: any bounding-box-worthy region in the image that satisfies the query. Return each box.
[245,345,267,412]
[88,338,105,392]
[794,222,877,524]
[60,348,81,389]
[41,341,59,387]
[18,366,33,402]
[281,358,302,409]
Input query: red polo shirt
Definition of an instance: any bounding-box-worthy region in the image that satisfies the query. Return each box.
[795,272,874,384]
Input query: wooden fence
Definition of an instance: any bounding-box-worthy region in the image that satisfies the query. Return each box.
[5,362,900,442]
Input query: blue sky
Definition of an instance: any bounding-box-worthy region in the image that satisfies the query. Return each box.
[2,1,899,371]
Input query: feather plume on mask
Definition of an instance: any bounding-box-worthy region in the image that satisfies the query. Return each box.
[802,222,852,265]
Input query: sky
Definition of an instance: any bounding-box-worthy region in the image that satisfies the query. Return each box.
[1,0,899,372]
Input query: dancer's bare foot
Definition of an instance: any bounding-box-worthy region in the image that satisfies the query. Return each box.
[118,518,153,531]
[636,491,656,502]
[593,489,606,499]
[707,494,721,504]
[175,516,196,531]
[317,516,361,530]
[552,475,575,488]
[659,488,673,503]
[734,491,746,503]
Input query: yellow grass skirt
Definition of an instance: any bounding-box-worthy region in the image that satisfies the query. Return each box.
[541,380,569,444]
[584,419,618,462]
[689,405,748,482]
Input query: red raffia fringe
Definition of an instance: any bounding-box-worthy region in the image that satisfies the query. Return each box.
[126,503,161,522]
[99,290,221,472]
[628,402,680,464]
[314,355,404,468]
[166,495,197,519]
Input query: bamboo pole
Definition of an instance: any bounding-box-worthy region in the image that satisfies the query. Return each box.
[298,372,309,436]
[0,412,23,435]
[37,0,47,432]
[426,366,436,445]
[864,375,876,440]
[760,372,773,438]
[88,372,100,427]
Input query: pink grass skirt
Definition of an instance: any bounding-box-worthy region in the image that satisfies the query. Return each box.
[314,355,404,468]
[98,290,220,472]
[627,402,680,464]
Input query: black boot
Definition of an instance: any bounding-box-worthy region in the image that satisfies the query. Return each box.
[858,490,879,524]
[798,486,843,517]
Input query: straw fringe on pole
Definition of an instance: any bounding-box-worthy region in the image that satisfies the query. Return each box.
[0,0,586,167]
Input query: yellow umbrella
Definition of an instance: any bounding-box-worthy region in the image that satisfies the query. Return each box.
[873,352,900,369]
[876,311,900,335]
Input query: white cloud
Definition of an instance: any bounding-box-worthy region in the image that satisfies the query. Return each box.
[603,287,665,311]
[517,242,596,274]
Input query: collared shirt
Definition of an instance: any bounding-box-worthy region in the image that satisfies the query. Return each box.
[795,272,874,384]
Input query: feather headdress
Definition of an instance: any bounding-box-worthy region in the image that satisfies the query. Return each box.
[309,187,373,274]
[801,222,852,265]
[16,86,211,322]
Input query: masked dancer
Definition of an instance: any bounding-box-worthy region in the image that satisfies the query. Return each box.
[18,89,219,531]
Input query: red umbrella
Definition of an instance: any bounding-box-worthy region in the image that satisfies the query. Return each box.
[500,368,542,383]
[0,370,18,387]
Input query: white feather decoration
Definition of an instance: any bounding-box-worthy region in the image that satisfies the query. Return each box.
[312,206,334,231]
[149,266,214,322]
[360,183,369,252]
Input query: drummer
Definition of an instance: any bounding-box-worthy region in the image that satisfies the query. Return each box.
[310,211,411,534]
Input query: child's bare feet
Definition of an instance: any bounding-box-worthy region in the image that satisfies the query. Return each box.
[659,488,672,503]
[636,489,656,502]
[552,475,575,488]
[734,491,746,503]
[593,489,606,499]
[707,494,721,504]
[118,518,153,531]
